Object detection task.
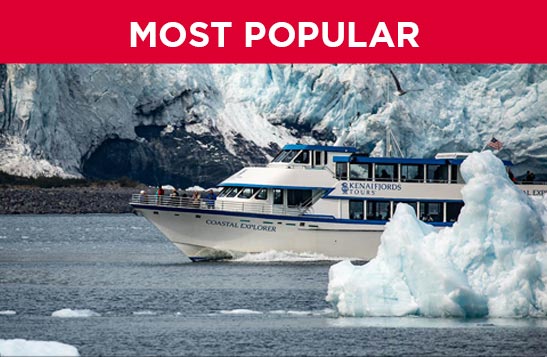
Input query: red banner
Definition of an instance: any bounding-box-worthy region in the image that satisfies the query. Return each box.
[1,0,545,63]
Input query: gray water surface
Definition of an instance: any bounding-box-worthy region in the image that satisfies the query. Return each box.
[1,214,546,356]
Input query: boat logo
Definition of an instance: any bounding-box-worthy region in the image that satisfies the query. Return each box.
[339,181,403,196]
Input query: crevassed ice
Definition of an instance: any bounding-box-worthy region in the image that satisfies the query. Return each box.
[326,151,547,318]
[2,65,546,179]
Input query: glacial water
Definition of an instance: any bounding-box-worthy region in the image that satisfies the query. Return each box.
[1,214,546,356]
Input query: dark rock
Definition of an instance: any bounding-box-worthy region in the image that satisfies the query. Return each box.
[0,186,136,214]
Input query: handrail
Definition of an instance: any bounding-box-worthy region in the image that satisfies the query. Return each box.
[298,189,327,215]
[130,194,306,217]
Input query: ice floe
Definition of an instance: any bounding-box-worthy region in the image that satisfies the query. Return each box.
[51,309,101,318]
[0,339,79,356]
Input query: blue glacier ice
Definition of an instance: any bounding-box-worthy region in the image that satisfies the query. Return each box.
[0,65,546,181]
[326,151,547,317]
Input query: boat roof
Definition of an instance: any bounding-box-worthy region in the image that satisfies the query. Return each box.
[282,144,357,153]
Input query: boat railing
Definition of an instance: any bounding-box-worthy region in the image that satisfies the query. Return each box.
[130,194,307,216]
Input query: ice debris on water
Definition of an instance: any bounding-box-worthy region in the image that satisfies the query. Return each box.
[0,339,79,356]
[327,151,547,318]
[51,309,101,318]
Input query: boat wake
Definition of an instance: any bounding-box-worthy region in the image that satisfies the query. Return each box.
[233,250,359,263]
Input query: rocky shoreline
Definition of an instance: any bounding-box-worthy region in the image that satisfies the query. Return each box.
[0,186,140,214]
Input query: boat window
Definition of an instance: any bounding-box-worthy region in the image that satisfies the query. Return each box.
[218,187,231,197]
[273,189,284,204]
[446,202,464,222]
[349,200,364,220]
[226,187,242,198]
[394,201,417,216]
[273,150,290,162]
[282,150,299,163]
[293,150,310,164]
[237,187,255,199]
[427,164,448,183]
[314,151,322,166]
[350,163,372,180]
[401,164,423,182]
[450,165,460,184]
[420,202,444,222]
[375,164,397,182]
[336,163,348,180]
[254,188,268,200]
[367,201,391,220]
[287,190,312,207]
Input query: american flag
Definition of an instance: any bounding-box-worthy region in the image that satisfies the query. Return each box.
[487,137,503,151]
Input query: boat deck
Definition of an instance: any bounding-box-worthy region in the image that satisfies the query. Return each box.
[130,194,306,216]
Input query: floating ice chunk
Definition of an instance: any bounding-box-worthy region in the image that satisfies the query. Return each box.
[0,339,79,356]
[327,151,547,318]
[132,310,157,316]
[219,309,263,315]
[51,309,101,318]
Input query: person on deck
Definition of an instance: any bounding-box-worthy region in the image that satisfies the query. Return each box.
[192,191,201,207]
[205,189,216,209]
[507,168,517,183]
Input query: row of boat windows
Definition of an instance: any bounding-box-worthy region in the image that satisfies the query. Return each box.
[219,187,268,200]
[336,162,460,183]
[349,199,464,222]
[272,150,327,165]
[218,187,313,206]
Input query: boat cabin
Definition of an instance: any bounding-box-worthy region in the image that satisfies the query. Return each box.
[270,144,356,168]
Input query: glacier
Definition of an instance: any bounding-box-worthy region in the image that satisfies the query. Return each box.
[326,151,547,318]
[0,64,546,187]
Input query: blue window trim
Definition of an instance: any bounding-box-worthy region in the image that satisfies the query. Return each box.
[218,183,332,191]
[334,155,514,167]
[324,195,464,204]
[334,156,448,165]
[282,144,357,153]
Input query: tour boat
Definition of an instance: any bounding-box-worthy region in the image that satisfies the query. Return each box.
[130,144,546,261]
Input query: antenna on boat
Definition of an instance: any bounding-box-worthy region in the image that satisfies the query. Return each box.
[333,126,349,146]
[385,126,404,158]
[351,112,360,148]
[334,80,352,146]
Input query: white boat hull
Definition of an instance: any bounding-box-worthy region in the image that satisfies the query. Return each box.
[133,205,383,261]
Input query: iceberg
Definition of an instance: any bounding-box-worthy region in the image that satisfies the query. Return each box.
[0,339,79,356]
[326,151,547,318]
[51,308,101,318]
[0,310,16,315]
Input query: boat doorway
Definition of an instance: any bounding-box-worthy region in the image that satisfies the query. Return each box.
[272,188,285,214]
